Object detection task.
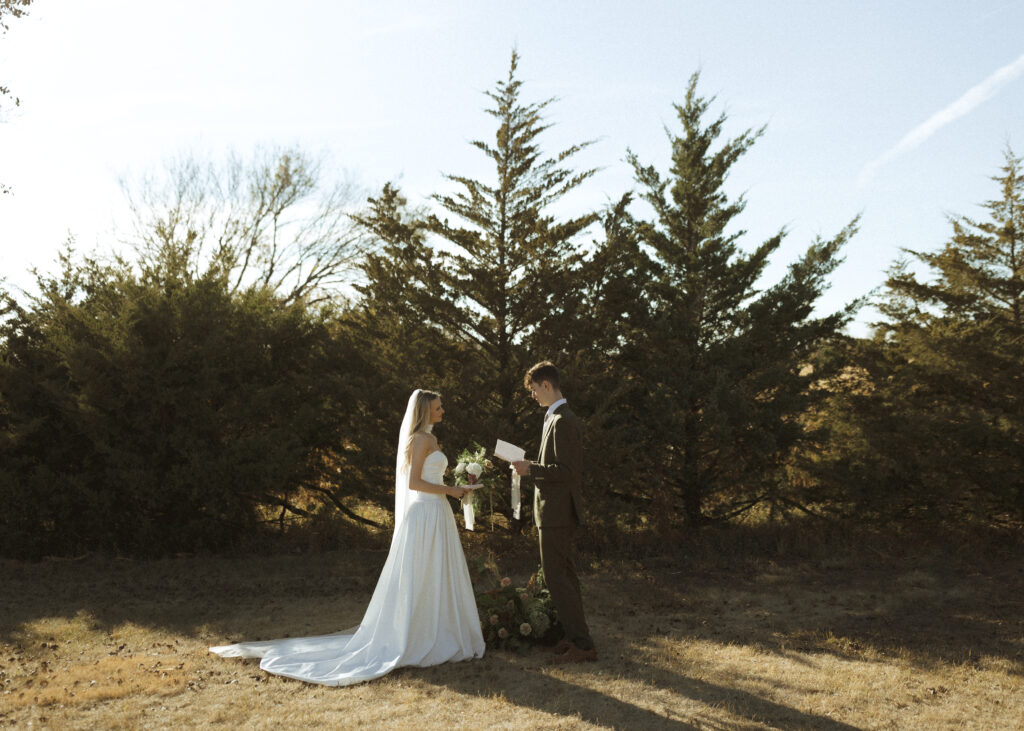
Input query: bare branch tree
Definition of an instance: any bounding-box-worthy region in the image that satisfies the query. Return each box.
[1,0,33,194]
[0,0,31,112]
[120,145,368,304]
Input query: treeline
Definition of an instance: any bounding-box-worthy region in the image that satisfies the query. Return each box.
[1,54,1021,558]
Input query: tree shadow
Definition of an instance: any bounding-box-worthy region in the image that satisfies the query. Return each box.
[416,650,862,730]
[0,549,873,728]
[1,543,1021,729]
[0,550,394,644]
[599,551,1024,676]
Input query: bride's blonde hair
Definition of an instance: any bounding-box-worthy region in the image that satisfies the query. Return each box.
[402,390,440,465]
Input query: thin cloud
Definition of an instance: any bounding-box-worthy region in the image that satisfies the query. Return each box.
[859,51,1024,187]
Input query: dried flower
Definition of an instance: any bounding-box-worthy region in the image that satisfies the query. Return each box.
[489,615,499,626]
[498,628,509,639]
[519,623,532,636]
[520,592,529,601]
[500,577,511,587]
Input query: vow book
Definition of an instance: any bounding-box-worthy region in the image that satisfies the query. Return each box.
[494,439,526,520]
[493,439,525,463]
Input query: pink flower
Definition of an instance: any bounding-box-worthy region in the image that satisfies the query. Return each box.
[489,614,499,625]
[519,623,532,636]
[498,628,509,639]
[500,577,511,587]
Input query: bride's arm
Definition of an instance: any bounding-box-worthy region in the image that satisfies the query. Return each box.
[408,434,467,498]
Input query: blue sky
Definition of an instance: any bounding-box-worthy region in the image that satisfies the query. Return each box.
[2,1,1023,335]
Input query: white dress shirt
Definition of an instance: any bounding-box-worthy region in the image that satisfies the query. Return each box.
[545,398,567,425]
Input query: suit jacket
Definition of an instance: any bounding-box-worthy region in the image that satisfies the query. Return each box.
[531,402,584,528]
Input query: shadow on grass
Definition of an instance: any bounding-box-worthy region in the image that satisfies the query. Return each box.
[0,550,396,644]
[0,533,538,646]
[1,528,1022,685]
[417,650,863,730]
[594,545,1024,677]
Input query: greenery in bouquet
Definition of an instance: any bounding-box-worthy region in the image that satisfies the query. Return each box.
[469,554,560,653]
[452,443,503,522]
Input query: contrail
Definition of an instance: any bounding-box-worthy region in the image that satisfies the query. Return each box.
[859,51,1024,187]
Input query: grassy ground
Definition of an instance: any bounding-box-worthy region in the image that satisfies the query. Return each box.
[1,526,1022,730]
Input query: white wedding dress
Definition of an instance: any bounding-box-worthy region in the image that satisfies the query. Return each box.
[210,450,485,686]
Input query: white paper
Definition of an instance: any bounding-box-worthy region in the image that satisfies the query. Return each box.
[494,440,527,520]
[494,439,526,462]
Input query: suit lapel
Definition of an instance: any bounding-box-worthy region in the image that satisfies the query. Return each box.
[540,416,555,457]
[539,403,565,461]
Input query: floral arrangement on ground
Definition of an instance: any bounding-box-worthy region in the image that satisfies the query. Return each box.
[469,553,561,652]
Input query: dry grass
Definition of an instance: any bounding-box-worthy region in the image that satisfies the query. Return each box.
[1,528,1022,730]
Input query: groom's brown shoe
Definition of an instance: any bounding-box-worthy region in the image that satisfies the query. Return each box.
[546,639,573,655]
[548,642,597,665]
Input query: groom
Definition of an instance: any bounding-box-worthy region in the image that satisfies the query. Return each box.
[512,361,596,664]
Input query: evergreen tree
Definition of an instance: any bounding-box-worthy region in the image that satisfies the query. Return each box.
[0,239,358,558]
[354,52,599,528]
[626,73,859,528]
[347,184,464,513]
[426,50,598,442]
[824,148,1024,525]
[538,195,661,536]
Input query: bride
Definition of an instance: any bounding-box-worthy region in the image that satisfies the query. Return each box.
[210,389,485,686]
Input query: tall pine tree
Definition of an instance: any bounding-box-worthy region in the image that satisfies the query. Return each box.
[627,72,859,528]
[348,184,464,513]
[426,50,598,442]
[825,148,1024,525]
[355,52,599,528]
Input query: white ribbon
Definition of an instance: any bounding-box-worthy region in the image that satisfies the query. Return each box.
[510,468,521,520]
[462,493,475,531]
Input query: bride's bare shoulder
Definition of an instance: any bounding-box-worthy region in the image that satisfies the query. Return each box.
[411,432,438,451]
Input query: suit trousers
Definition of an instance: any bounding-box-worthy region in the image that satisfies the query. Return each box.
[538,525,594,651]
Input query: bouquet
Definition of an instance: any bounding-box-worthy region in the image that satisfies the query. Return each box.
[452,444,498,530]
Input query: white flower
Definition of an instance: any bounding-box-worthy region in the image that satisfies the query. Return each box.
[528,610,551,638]
[467,463,483,478]
[455,463,466,475]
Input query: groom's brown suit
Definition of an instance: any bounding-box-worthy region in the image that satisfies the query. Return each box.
[530,402,594,651]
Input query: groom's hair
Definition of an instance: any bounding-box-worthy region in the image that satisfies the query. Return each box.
[525,361,560,390]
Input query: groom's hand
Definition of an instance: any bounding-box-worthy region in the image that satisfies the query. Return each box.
[511,460,531,477]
